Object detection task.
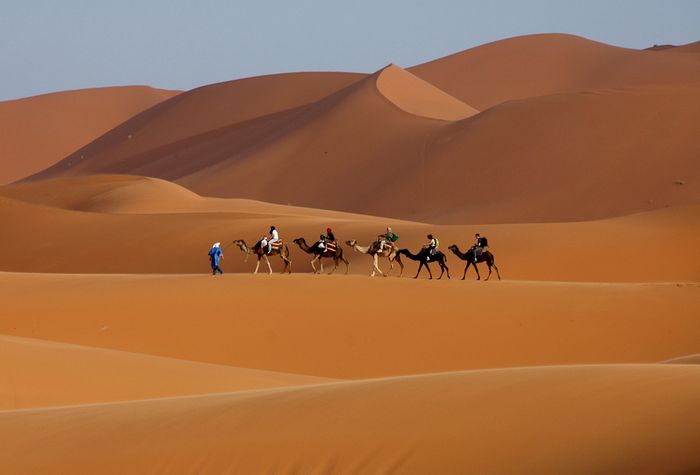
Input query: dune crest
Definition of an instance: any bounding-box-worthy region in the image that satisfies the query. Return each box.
[375,64,478,120]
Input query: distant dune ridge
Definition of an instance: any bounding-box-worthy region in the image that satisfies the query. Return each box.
[0,86,179,184]
[2,32,700,474]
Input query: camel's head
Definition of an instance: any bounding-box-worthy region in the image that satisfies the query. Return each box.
[345,239,357,247]
[448,244,458,252]
[293,238,303,245]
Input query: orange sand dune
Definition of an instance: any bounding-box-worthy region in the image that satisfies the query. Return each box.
[26,72,365,182]
[2,365,700,474]
[0,86,178,184]
[28,79,700,223]
[409,33,700,109]
[418,82,700,223]
[1,175,698,281]
[375,64,478,120]
[29,67,450,220]
[0,335,330,410]
[1,273,698,379]
[0,174,395,218]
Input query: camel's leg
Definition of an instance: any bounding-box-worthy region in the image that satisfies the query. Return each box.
[462,262,469,280]
[493,264,501,280]
[426,262,434,280]
[254,258,261,275]
[396,254,404,277]
[437,261,445,280]
[320,258,324,274]
[328,257,338,275]
[414,261,423,279]
[310,255,319,274]
[264,255,273,275]
[282,255,291,274]
[343,257,349,275]
[373,254,385,277]
[474,263,481,280]
[444,260,451,280]
[486,265,492,281]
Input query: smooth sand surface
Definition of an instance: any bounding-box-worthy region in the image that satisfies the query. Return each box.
[27,72,365,182]
[0,335,331,409]
[1,273,698,379]
[0,86,178,184]
[2,365,700,474]
[375,64,478,120]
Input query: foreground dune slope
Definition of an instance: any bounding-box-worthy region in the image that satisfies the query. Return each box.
[0,335,331,410]
[0,86,179,184]
[2,365,700,474]
[1,273,698,378]
[409,33,700,108]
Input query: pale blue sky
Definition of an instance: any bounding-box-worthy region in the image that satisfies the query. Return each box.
[1,0,699,100]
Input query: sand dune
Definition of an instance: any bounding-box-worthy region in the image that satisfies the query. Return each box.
[26,72,365,182]
[0,86,178,184]
[1,272,698,378]
[409,33,700,109]
[420,82,700,223]
[2,365,700,474]
[375,64,478,120]
[0,335,330,410]
[26,81,700,223]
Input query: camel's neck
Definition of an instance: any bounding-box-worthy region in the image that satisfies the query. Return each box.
[353,244,371,254]
[297,240,313,252]
[452,247,467,258]
[401,250,420,260]
[237,241,253,254]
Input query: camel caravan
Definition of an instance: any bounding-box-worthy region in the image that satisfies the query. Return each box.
[213,226,501,280]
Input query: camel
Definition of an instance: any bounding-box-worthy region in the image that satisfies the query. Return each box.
[345,239,403,277]
[397,247,450,280]
[233,239,292,275]
[293,237,349,275]
[448,245,501,281]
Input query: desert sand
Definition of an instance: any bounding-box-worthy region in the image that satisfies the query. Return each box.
[1,32,699,474]
[0,86,179,184]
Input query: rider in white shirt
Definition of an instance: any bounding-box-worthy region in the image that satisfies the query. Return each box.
[266,226,279,254]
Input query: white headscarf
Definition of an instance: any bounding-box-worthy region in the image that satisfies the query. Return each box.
[213,242,221,248]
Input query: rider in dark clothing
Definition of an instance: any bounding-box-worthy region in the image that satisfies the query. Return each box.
[471,233,488,263]
[319,227,336,251]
